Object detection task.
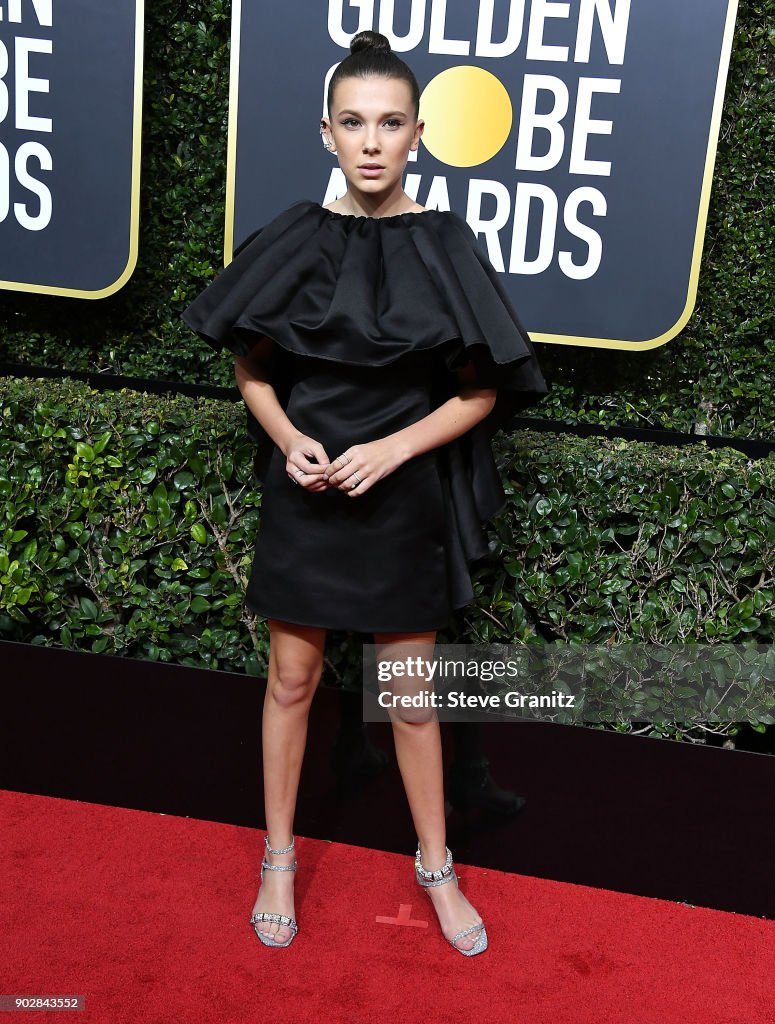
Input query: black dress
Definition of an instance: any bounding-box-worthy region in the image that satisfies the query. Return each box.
[181,199,550,632]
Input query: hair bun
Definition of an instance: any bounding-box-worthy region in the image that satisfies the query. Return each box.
[350,30,392,55]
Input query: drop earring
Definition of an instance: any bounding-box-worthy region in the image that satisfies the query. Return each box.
[320,124,334,152]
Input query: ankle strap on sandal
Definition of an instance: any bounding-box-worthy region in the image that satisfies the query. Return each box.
[415,844,455,886]
[264,834,295,856]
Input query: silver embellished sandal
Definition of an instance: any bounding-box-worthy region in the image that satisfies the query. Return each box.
[249,834,298,948]
[415,843,488,956]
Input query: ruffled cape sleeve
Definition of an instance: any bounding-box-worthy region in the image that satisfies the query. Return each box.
[181,199,550,611]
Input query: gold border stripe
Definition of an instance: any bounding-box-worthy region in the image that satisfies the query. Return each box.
[224,0,241,267]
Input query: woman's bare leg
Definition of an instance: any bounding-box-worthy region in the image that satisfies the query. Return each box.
[251,618,326,942]
[373,630,484,952]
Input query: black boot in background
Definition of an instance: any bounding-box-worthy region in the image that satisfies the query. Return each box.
[446,755,526,826]
[446,722,526,827]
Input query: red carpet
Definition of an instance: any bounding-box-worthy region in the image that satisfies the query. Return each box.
[2,789,773,1024]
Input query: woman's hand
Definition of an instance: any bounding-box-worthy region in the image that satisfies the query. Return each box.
[285,433,331,492]
[323,438,406,497]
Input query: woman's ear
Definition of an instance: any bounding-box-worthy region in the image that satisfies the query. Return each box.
[320,119,335,152]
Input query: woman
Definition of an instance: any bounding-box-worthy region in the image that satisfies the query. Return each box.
[182,30,549,956]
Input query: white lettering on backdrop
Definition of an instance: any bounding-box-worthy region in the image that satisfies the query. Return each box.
[0,0,54,230]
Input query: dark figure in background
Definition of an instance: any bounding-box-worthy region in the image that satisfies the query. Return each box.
[333,695,526,824]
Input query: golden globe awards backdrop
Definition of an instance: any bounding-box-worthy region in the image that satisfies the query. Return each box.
[227,0,738,350]
[0,0,144,297]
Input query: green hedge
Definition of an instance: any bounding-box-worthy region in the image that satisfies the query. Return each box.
[1,376,772,741]
[0,0,772,438]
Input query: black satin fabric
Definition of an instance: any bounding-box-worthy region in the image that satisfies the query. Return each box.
[181,199,550,630]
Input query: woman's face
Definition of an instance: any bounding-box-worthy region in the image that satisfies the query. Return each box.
[323,76,424,199]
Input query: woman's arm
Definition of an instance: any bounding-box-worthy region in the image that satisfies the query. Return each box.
[387,359,496,463]
[235,337,332,488]
[233,337,305,456]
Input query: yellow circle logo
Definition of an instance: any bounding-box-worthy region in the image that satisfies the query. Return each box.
[419,66,513,168]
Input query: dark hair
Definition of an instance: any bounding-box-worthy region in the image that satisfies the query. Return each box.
[327,30,420,121]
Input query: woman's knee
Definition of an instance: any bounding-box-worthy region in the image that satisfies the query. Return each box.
[267,659,322,708]
[266,619,325,708]
[389,707,437,728]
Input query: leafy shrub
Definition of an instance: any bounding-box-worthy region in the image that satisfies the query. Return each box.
[2,377,771,701]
